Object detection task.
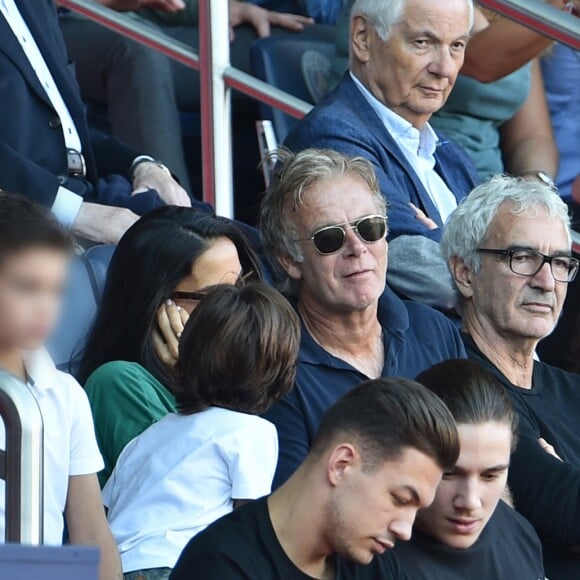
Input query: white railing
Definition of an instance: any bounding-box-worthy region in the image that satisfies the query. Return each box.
[0,370,44,544]
[57,0,579,218]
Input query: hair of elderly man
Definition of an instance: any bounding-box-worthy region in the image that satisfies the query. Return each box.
[351,0,475,42]
[260,148,386,294]
[441,175,572,274]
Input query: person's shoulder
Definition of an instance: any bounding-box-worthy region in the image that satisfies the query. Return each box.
[205,408,277,439]
[536,360,580,386]
[491,502,544,559]
[84,360,162,394]
[403,300,461,340]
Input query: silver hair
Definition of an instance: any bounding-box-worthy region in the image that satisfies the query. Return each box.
[441,175,572,273]
[351,0,474,42]
[260,148,387,294]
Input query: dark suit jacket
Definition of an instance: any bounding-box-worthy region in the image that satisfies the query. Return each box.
[0,0,139,208]
[284,73,480,243]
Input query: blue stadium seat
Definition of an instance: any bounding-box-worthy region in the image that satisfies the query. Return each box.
[47,245,115,376]
[250,28,336,142]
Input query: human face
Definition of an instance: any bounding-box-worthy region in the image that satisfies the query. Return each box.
[415,422,511,549]
[288,175,387,314]
[173,237,243,313]
[327,447,442,565]
[0,248,69,351]
[353,0,471,128]
[467,205,570,342]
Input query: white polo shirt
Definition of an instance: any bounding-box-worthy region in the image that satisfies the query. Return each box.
[103,407,278,573]
[0,348,103,545]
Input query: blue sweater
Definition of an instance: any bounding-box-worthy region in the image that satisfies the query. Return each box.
[264,287,467,488]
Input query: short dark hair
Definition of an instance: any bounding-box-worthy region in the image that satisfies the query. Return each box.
[0,191,72,264]
[310,378,460,471]
[416,359,518,451]
[176,283,300,415]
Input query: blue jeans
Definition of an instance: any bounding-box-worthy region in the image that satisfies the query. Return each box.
[124,568,172,580]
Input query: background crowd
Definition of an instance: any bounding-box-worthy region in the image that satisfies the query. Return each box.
[0,0,579,579]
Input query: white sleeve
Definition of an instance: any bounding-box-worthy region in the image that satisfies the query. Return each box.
[226,418,279,500]
[52,186,84,227]
[67,377,105,476]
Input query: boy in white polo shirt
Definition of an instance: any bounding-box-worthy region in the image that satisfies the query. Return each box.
[0,192,121,579]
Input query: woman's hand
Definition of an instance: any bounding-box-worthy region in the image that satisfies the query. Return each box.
[152,300,189,367]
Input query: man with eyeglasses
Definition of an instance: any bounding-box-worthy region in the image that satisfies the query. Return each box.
[260,148,466,489]
[441,175,580,580]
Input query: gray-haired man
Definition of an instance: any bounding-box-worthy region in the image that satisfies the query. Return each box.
[441,175,580,580]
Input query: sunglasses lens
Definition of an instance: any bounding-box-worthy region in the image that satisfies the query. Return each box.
[357,217,386,242]
[313,227,346,254]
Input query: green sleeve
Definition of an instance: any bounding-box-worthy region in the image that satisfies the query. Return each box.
[84,361,176,486]
[139,0,199,27]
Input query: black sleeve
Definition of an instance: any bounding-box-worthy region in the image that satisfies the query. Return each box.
[508,401,580,548]
[171,546,254,580]
[89,128,142,180]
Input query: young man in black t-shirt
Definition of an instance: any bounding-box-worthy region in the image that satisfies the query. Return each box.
[170,378,460,579]
[394,360,545,580]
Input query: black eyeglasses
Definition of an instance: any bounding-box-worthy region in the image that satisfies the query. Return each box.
[477,247,579,283]
[295,215,387,255]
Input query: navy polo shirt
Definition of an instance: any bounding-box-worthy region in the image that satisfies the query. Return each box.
[264,287,467,489]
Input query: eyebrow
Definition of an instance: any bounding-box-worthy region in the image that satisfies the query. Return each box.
[451,464,510,475]
[509,245,572,257]
[405,27,471,44]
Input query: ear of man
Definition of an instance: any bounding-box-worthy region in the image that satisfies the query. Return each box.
[327,443,359,487]
[278,253,303,281]
[449,256,475,299]
[350,15,373,65]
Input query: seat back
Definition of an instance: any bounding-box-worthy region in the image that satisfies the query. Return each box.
[46,245,115,376]
[0,545,99,580]
[250,29,336,142]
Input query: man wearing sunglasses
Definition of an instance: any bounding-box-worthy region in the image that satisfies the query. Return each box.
[260,148,466,489]
[441,175,580,580]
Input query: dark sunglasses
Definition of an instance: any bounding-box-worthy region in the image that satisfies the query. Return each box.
[296,214,387,255]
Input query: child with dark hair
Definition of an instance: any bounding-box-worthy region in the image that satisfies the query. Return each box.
[102,283,300,579]
[0,192,121,578]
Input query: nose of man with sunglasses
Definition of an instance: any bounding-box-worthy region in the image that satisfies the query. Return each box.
[260,148,467,489]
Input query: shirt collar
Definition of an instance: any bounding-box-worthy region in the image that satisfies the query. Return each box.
[22,348,58,391]
[298,287,409,366]
[349,71,439,158]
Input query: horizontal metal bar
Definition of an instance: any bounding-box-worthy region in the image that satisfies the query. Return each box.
[478,0,580,50]
[57,0,200,69]
[224,67,312,120]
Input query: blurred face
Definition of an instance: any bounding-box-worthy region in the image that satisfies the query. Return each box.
[0,248,69,351]
[173,237,243,313]
[326,447,442,565]
[352,0,471,128]
[415,422,511,549]
[467,205,569,341]
[286,175,387,314]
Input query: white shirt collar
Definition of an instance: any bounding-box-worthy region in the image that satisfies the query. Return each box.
[23,348,58,391]
[349,71,439,159]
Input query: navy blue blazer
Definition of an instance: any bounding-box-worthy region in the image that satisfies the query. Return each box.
[0,0,140,208]
[284,74,480,242]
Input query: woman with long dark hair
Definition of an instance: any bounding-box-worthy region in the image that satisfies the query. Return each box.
[79,206,261,485]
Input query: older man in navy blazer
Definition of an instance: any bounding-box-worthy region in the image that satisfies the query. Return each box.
[285,0,478,310]
[0,0,192,244]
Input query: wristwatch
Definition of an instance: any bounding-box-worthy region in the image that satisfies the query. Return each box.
[519,171,557,191]
[130,155,172,179]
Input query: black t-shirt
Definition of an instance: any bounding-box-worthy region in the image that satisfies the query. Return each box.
[394,501,544,579]
[464,333,580,579]
[170,497,406,579]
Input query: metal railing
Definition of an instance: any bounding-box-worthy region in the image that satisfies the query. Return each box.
[57,0,579,217]
[0,370,44,544]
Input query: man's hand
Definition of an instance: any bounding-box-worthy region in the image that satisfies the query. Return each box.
[151,300,189,367]
[409,202,439,230]
[132,162,191,207]
[97,0,185,12]
[72,202,139,245]
[229,0,314,41]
